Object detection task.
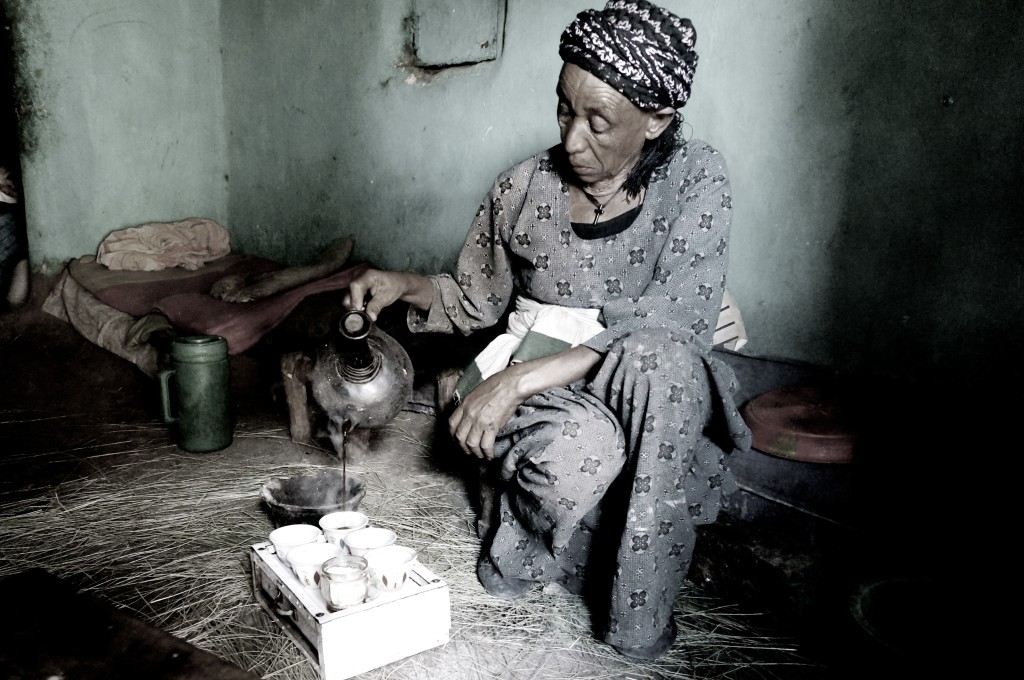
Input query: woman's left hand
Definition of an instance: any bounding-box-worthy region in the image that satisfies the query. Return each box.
[447,344,603,460]
[448,368,526,460]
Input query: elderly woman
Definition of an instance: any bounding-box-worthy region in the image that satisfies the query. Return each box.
[344,0,751,660]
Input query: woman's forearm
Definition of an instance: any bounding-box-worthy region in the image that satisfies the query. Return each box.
[507,344,602,399]
[395,271,434,311]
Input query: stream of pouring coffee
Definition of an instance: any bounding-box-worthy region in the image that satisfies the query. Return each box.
[328,418,350,507]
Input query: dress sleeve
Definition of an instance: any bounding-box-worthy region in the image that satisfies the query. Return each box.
[407,161,533,335]
[583,144,734,353]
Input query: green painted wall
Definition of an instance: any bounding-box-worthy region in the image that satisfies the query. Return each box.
[6,0,228,270]
[709,1,1024,383]
[10,0,1024,386]
[219,0,553,273]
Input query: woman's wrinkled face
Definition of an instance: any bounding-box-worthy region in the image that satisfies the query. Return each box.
[556,62,655,188]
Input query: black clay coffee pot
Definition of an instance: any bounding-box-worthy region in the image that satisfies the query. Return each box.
[310,309,414,433]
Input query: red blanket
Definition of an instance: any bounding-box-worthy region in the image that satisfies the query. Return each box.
[67,255,368,355]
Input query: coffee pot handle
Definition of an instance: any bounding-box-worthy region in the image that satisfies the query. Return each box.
[158,368,178,424]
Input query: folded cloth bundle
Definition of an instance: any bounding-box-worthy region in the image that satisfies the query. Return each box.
[454,296,605,403]
[96,218,231,271]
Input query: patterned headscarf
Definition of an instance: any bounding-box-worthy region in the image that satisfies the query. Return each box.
[559,0,698,110]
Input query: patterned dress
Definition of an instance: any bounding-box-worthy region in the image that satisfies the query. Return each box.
[409,140,752,651]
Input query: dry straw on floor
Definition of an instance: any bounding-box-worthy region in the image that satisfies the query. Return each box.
[0,419,808,679]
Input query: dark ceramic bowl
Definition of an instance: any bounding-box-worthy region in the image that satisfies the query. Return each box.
[260,468,366,528]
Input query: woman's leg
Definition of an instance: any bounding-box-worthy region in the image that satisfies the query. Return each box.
[477,329,735,661]
[480,388,626,594]
[586,329,723,657]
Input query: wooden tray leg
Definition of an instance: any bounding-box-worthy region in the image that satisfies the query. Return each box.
[281,352,314,445]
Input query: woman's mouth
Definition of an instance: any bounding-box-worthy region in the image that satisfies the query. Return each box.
[569,161,594,179]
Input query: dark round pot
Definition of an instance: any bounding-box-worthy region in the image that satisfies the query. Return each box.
[260,468,366,528]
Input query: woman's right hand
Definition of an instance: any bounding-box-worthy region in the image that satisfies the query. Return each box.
[343,268,433,321]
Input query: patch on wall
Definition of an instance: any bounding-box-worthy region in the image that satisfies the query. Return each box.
[412,0,506,68]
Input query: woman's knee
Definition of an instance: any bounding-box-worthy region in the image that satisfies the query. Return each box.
[589,330,713,428]
[499,392,623,479]
[606,330,705,395]
[615,329,701,369]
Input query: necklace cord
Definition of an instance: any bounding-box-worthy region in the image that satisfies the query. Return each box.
[581,185,626,225]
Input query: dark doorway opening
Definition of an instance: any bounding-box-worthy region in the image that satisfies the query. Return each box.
[0,3,28,310]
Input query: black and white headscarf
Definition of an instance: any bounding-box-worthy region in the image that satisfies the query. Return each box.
[558,0,698,110]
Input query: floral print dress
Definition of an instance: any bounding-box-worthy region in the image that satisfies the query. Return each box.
[409,140,752,651]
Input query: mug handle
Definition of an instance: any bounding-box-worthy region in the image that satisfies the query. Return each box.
[158,368,178,424]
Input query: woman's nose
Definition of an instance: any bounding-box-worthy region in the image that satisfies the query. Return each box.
[563,118,587,154]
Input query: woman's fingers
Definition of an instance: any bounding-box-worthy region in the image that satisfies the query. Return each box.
[449,405,497,460]
[363,291,390,322]
[343,269,402,320]
[448,370,526,460]
[343,272,374,311]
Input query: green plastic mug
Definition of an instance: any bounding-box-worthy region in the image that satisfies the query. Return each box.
[158,335,233,452]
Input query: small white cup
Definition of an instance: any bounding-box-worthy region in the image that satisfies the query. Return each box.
[287,541,343,588]
[344,527,396,557]
[319,511,369,551]
[269,523,325,566]
[365,545,417,592]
